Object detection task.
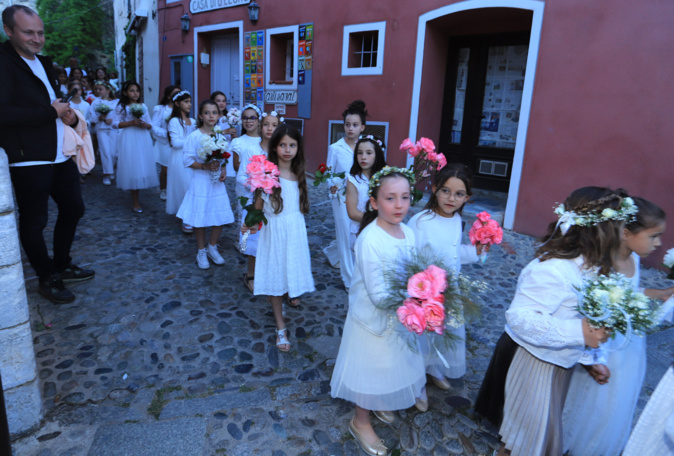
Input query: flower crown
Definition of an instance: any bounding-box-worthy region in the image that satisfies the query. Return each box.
[262,111,284,123]
[242,104,262,118]
[553,196,638,235]
[359,134,385,151]
[368,166,416,197]
[172,90,190,101]
[94,80,114,92]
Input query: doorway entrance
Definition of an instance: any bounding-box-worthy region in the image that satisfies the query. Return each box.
[170,54,194,115]
[440,34,529,192]
[211,34,241,108]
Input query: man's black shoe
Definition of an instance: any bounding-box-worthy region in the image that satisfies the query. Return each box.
[58,263,95,283]
[38,274,75,304]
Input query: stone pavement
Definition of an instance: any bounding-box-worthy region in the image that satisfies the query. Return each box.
[10,167,674,456]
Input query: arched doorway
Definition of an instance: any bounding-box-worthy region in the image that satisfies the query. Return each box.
[408,0,545,229]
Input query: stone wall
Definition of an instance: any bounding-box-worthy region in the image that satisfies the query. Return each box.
[0,149,42,437]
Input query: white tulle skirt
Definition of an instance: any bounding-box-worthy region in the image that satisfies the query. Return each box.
[330,314,426,411]
[154,138,171,166]
[420,323,466,379]
[116,128,159,190]
[563,334,646,456]
[166,148,194,215]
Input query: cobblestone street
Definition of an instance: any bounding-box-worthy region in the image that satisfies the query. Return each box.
[12,167,674,456]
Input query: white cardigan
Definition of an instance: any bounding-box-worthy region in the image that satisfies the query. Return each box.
[504,256,600,368]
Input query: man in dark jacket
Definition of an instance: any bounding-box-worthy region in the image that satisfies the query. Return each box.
[0,5,94,304]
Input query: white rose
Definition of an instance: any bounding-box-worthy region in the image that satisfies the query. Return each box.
[608,287,625,303]
[601,208,617,218]
[664,248,674,268]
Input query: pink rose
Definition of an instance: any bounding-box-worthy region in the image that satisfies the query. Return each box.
[246,160,264,177]
[247,176,266,191]
[436,154,447,170]
[263,160,280,176]
[249,155,266,165]
[399,138,415,152]
[476,211,492,223]
[397,299,427,335]
[425,265,447,295]
[417,137,436,153]
[259,176,280,194]
[408,271,436,300]
[422,299,445,335]
[468,218,503,245]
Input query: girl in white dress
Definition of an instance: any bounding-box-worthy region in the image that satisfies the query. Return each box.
[67,80,90,127]
[211,91,239,177]
[177,100,235,269]
[166,91,196,230]
[244,125,315,352]
[112,81,159,212]
[152,85,181,200]
[330,167,426,456]
[236,110,280,293]
[88,80,118,185]
[408,164,484,392]
[324,100,368,289]
[476,187,629,456]
[563,197,674,456]
[345,135,386,250]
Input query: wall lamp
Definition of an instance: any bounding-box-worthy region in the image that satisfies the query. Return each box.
[248,1,260,23]
[181,13,191,32]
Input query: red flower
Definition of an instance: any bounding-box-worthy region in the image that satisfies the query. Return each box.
[317,163,328,173]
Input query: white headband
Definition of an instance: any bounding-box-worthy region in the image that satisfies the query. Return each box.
[172,90,190,101]
[242,104,262,118]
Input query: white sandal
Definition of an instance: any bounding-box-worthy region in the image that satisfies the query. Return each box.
[276,328,291,352]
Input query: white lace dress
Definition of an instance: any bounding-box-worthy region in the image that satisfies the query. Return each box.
[407,210,479,379]
[112,103,159,190]
[346,173,370,249]
[254,178,315,297]
[166,117,196,215]
[176,130,235,227]
[232,135,265,256]
[562,253,646,456]
[330,222,426,411]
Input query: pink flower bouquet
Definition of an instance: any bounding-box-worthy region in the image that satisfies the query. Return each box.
[468,211,503,264]
[238,155,281,253]
[400,137,447,204]
[379,252,482,357]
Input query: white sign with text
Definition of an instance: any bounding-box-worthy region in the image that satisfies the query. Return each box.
[264,91,298,105]
[190,0,249,15]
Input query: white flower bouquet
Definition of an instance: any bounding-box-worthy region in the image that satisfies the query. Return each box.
[663,248,674,280]
[129,103,146,119]
[576,272,657,338]
[95,104,112,116]
[197,134,231,183]
[226,108,241,127]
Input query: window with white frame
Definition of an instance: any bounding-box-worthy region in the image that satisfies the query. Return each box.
[342,21,386,76]
[265,25,298,90]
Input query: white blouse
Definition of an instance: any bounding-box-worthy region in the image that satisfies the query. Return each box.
[326,138,354,178]
[167,117,196,150]
[504,257,598,368]
[349,222,416,335]
[407,210,478,272]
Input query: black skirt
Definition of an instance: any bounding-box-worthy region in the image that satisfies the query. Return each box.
[473,331,519,428]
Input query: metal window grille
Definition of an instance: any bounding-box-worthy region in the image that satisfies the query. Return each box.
[353,31,378,68]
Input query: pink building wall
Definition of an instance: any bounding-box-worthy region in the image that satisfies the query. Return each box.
[156,0,674,267]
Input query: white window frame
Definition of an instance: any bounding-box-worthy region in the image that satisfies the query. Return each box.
[341,21,386,76]
[265,25,298,90]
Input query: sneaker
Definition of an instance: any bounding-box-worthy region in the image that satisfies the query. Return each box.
[196,249,210,269]
[58,263,95,283]
[159,190,167,200]
[38,274,75,304]
[182,223,193,234]
[207,244,225,265]
[102,176,111,186]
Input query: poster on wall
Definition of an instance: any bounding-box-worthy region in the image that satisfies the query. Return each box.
[297,23,313,118]
[244,31,264,108]
[478,44,527,149]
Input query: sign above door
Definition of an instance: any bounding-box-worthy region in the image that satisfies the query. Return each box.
[190,0,250,15]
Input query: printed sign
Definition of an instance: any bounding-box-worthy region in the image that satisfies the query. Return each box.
[190,0,250,14]
[264,90,298,105]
